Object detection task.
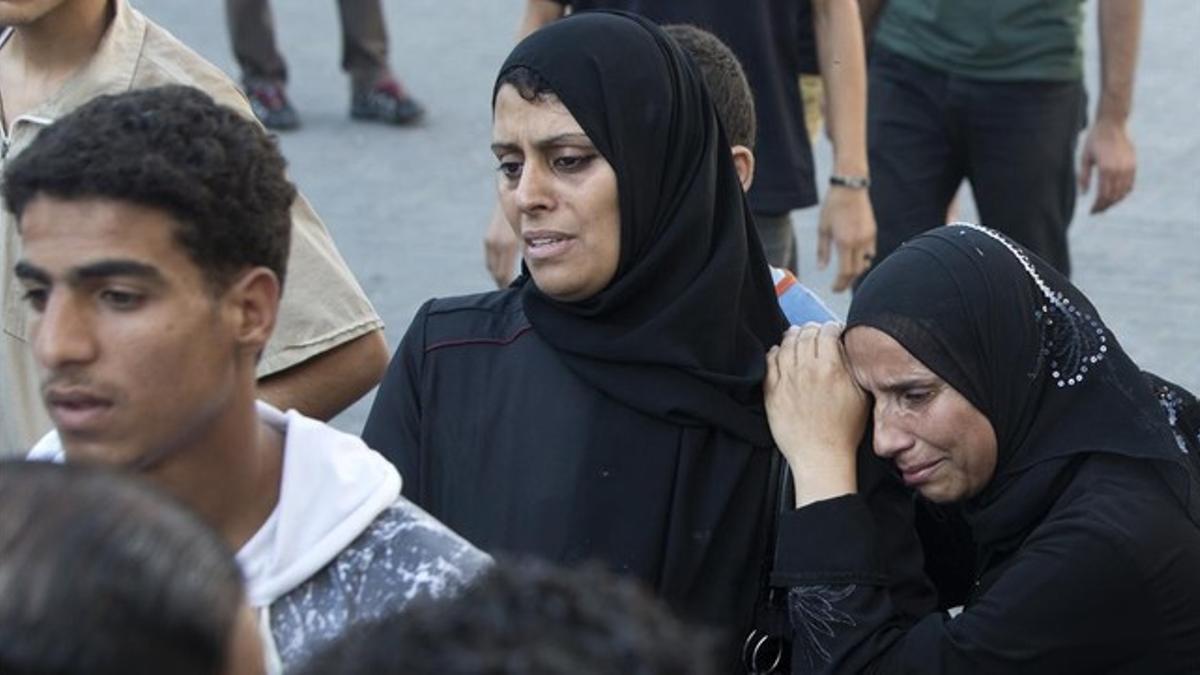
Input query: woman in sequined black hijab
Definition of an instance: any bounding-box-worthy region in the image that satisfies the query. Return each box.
[762,223,1200,672]
[847,223,1200,548]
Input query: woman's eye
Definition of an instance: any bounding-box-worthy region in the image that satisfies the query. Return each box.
[497,161,523,179]
[901,390,932,406]
[553,153,595,172]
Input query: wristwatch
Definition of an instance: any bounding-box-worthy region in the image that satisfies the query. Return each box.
[829,174,871,189]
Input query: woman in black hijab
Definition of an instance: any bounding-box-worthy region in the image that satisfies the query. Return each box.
[765,223,1200,672]
[364,10,796,664]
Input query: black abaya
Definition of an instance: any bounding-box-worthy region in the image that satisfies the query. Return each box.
[365,11,790,663]
[775,224,1200,673]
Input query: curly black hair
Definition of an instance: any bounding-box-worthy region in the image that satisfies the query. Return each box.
[297,559,718,675]
[3,84,295,290]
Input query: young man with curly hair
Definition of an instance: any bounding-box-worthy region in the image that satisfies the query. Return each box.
[12,86,489,673]
[0,0,389,457]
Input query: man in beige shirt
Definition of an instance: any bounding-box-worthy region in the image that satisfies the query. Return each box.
[0,0,388,455]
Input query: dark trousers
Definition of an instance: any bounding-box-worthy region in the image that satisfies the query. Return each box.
[867,48,1085,276]
[225,0,389,89]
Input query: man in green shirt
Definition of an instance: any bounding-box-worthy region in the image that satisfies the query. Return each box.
[859,0,1141,276]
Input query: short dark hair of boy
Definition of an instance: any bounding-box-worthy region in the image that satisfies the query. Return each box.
[0,461,245,675]
[3,84,296,290]
[664,24,757,150]
[297,559,718,675]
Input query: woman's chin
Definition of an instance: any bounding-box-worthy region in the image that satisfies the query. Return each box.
[918,482,966,505]
[529,269,607,303]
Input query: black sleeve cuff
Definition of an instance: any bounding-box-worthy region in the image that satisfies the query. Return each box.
[770,494,888,587]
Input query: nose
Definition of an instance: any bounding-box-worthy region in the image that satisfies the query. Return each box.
[872,405,914,460]
[513,160,554,214]
[33,292,98,370]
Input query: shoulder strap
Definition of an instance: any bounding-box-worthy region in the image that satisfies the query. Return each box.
[742,449,791,674]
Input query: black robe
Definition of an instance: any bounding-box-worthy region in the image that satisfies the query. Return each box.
[779,453,1200,673]
[364,289,775,647]
[779,224,1200,673]
[365,12,793,663]
[363,289,934,671]
[366,14,933,670]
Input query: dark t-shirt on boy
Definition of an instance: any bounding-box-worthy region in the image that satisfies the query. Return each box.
[554,0,818,214]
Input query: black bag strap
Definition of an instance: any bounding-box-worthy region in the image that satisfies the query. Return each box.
[742,449,792,674]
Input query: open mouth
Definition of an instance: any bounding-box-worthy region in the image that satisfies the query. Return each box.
[523,232,575,260]
[45,391,114,433]
[527,235,567,247]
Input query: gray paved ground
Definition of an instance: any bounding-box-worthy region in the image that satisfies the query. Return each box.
[135,0,1198,434]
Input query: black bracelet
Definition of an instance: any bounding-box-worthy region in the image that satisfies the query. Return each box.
[829,174,871,189]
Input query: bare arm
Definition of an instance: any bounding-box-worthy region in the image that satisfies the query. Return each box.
[812,0,876,292]
[258,329,389,420]
[1095,0,1142,134]
[484,204,521,288]
[518,0,565,40]
[1079,0,1143,214]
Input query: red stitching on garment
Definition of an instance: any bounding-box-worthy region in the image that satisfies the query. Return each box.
[425,325,533,353]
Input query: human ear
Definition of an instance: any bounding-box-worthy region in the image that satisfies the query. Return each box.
[730,145,756,192]
[224,268,281,357]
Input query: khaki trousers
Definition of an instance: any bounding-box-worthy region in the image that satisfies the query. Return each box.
[225,0,389,88]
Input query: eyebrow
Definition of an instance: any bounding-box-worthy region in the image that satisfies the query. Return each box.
[490,133,594,154]
[13,261,50,284]
[14,259,165,285]
[876,377,940,394]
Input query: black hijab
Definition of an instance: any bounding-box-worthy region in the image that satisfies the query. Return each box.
[846,224,1200,551]
[495,11,789,447]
